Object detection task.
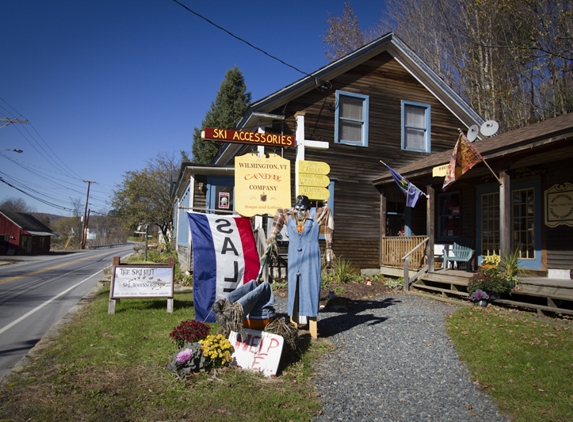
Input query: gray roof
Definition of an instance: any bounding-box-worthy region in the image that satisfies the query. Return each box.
[215,32,484,165]
[372,112,573,186]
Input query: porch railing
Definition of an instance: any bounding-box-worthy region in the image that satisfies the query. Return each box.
[382,236,430,290]
[382,236,428,267]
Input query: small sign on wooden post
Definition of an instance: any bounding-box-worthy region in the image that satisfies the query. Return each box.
[108,256,175,314]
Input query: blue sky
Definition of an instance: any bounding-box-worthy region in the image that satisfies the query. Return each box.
[0,0,387,216]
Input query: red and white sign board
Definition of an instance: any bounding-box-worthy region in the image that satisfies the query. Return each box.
[229,329,284,377]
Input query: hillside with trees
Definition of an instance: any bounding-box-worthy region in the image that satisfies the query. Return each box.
[324,1,573,132]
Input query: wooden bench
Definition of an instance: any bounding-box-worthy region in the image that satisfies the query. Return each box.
[443,242,474,272]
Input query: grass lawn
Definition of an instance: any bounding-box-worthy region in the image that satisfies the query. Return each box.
[0,284,327,422]
[2,273,573,421]
[446,305,573,422]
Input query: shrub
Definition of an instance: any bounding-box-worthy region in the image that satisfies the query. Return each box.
[468,266,512,297]
[169,320,211,348]
[501,247,522,287]
[323,256,355,284]
[384,278,403,290]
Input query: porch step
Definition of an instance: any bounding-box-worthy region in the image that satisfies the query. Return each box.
[411,283,469,298]
[407,290,473,307]
[382,264,573,317]
[510,288,573,302]
[515,280,573,301]
[419,271,471,286]
[492,298,573,316]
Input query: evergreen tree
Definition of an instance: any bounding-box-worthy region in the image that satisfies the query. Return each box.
[192,66,251,164]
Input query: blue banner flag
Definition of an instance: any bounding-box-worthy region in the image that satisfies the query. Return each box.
[381,161,426,208]
[186,212,260,322]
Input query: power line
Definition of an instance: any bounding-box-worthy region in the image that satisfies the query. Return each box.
[0,153,110,206]
[0,176,74,212]
[172,0,317,81]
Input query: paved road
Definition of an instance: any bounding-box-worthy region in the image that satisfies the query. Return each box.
[0,245,134,379]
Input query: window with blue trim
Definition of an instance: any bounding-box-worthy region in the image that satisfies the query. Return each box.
[335,91,369,147]
[207,175,234,214]
[402,101,431,152]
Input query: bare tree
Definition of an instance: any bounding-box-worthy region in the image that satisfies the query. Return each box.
[322,2,370,61]
[326,0,573,132]
[0,197,35,213]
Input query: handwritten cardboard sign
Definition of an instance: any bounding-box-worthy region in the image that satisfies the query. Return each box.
[229,328,284,377]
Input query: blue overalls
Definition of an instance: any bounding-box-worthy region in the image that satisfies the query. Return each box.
[286,208,322,317]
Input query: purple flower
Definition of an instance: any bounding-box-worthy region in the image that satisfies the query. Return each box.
[176,348,193,364]
[470,289,489,302]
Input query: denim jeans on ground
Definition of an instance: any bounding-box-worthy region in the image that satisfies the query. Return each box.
[226,279,276,320]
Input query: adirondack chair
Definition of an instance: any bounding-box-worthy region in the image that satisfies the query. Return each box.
[443,240,475,272]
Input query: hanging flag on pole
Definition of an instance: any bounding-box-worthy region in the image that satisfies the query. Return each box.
[186,212,260,322]
[442,132,485,191]
[380,161,427,208]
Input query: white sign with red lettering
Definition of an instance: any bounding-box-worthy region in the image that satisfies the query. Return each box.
[229,329,284,377]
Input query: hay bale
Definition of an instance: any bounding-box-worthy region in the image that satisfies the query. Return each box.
[213,300,244,337]
[264,317,298,352]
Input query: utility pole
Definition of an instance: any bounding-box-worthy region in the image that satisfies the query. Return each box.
[0,117,28,130]
[81,180,96,249]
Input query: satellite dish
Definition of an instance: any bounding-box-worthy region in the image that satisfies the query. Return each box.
[480,120,499,137]
[467,125,479,142]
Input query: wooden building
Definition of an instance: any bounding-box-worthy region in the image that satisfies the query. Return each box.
[0,210,55,255]
[173,164,235,272]
[206,32,484,271]
[372,112,573,315]
[373,111,573,276]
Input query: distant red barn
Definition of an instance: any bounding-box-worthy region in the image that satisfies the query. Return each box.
[0,210,55,255]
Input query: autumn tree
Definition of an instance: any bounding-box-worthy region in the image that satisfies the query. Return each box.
[325,0,573,132]
[111,152,179,242]
[322,2,370,61]
[191,66,251,164]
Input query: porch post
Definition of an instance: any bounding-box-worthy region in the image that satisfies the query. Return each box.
[380,190,387,267]
[426,185,435,272]
[499,171,511,260]
[405,207,412,236]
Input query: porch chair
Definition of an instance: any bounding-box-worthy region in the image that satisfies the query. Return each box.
[443,238,475,272]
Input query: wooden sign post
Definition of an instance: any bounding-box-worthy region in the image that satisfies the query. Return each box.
[108,256,175,314]
[293,112,330,339]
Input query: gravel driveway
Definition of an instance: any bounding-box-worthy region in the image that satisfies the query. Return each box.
[276,292,510,421]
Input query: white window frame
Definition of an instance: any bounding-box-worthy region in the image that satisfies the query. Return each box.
[402,100,431,153]
[335,91,369,147]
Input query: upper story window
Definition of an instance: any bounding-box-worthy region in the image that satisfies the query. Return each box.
[335,91,369,147]
[402,101,431,153]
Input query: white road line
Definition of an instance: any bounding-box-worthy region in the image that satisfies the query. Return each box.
[0,270,103,336]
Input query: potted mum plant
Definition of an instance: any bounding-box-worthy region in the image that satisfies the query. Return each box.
[468,267,512,298]
[468,249,522,302]
[167,333,235,379]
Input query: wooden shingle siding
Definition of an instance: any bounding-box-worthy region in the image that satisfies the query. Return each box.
[212,35,484,271]
[255,51,467,268]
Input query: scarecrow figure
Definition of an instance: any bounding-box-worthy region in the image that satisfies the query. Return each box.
[212,247,276,335]
[268,195,333,335]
